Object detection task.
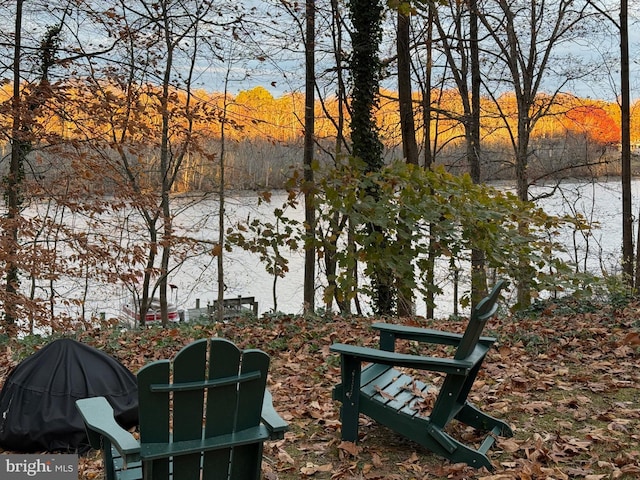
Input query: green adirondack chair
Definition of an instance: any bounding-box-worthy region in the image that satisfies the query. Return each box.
[331,280,512,470]
[76,338,288,480]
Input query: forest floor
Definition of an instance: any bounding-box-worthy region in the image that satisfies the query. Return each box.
[1,297,640,479]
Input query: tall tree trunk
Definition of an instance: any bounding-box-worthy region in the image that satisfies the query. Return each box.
[620,0,633,287]
[516,110,532,307]
[468,0,481,184]
[423,5,435,318]
[303,0,316,313]
[4,7,60,334]
[396,9,418,317]
[349,0,384,173]
[139,227,157,327]
[398,12,419,166]
[324,0,351,314]
[217,51,234,322]
[4,0,25,334]
[422,5,434,171]
[348,0,392,314]
[431,1,489,306]
[469,0,487,304]
[159,18,174,326]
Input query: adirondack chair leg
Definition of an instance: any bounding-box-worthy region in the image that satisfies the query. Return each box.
[103,440,115,480]
[338,355,362,442]
[455,403,513,437]
[142,461,153,480]
[229,443,263,479]
[425,425,494,470]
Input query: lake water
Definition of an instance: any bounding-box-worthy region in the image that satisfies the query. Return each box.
[534,179,634,275]
[42,178,638,322]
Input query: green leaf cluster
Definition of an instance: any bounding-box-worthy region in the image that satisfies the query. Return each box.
[226,159,594,313]
[318,159,591,310]
[226,197,301,279]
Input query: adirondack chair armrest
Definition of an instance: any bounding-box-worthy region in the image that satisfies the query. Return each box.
[372,322,496,351]
[261,390,289,440]
[76,397,141,464]
[330,343,473,375]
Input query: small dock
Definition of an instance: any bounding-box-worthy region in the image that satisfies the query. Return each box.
[187,296,259,321]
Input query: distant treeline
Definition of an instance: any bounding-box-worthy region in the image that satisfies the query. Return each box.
[0,84,634,192]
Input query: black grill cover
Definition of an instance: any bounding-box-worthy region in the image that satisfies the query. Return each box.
[0,338,138,453]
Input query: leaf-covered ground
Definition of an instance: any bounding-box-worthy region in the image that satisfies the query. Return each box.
[1,299,639,479]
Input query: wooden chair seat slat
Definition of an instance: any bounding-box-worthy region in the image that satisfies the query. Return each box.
[380,375,420,412]
[360,367,402,396]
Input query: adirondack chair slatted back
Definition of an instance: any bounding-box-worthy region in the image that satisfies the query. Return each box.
[430,280,505,428]
[454,280,506,360]
[137,338,269,480]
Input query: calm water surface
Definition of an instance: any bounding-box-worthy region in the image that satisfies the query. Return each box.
[51,178,640,321]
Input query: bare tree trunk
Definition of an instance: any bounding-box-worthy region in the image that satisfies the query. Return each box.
[139,230,157,327]
[422,5,435,319]
[323,0,353,314]
[469,0,487,304]
[217,69,231,323]
[398,12,419,166]
[620,0,633,287]
[396,9,418,317]
[4,0,25,334]
[430,1,489,306]
[4,6,61,334]
[303,0,316,313]
[422,5,434,172]
[515,123,532,308]
[159,24,173,327]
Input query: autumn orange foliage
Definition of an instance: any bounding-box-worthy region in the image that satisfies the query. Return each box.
[2,83,634,149]
[564,105,622,144]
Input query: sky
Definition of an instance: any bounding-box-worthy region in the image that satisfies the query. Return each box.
[199,3,640,104]
[1,1,639,103]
